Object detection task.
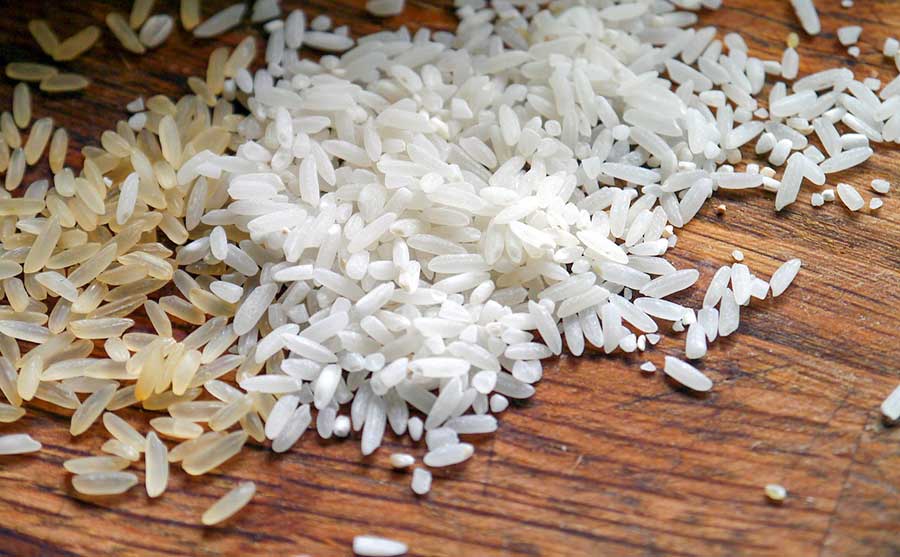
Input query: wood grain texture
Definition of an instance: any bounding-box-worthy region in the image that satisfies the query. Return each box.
[1,1,899,556]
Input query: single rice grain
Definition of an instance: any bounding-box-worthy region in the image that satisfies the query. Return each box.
[201,481,256,525]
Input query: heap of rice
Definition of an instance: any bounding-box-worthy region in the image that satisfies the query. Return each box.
[1,0,896,537]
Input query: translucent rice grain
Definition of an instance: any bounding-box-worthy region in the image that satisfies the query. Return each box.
[0,138,8,173]
[24,215,61,273]
[17,356,42,401]
[0,320,51,343]
[718,288,740,336]
[69,318,135,339]
[106,13,146,54]
[271,405,311,453]
[181,0,201,30]
[145,431,169,497]
[264,394,300,439]
[130,0,156,29]
[24,117,53,165]
[182,430,247,475]
[13,83,31,128]
[72,471,138,495]
[633,297,685,321]
[49,127,68,173]
[139,14,175,49]
[770,259,802,297]
[6,148,25,191]
[29,20,60,56]
[35,271,78,301]
[233,284,278,335]
[159,296,206,325]
[63,455,130,474]
[202,481,256,525]
[224,37,256,77]
[70,383,118,435]
[53,26,101,61]
[1,111,21,149]
[0,403,26,423]
[194,3,246,38]
[640,269,700,298]
[730,263,752,306]
[0,434,42,455]
[40,73,91,93]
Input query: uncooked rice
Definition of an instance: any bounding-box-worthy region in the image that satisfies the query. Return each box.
[139,15,175,49]
[1,0,897,542]
[72,471,139,495]
[52,25,101,61]
[790,0,821,35]
[28,20,59,56]
[193,3,246,38]
[765,483,788,502]
[12,83,31,128]
[130,0,156,29]
[6,62,58,82]
[107,12,147,54]
[366,0,405,17]
[39,73,91,93]
[352,535,408,557]
[0,433,42,455]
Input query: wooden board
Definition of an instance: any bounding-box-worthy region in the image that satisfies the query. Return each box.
[1,1,899,555]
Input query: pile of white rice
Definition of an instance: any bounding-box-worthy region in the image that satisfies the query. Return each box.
[1,0,897,548]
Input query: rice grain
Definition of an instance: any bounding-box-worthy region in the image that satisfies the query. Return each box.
[106,13,147,54]
[194,3,246,38]
[0,434,42,455]
[40,73,91,93]
[28,20,59,56]
[72,471,138,495]
[53,26,101,61]
[13,83,31,128]
[202,481,256,525]
[353,535,408,557]
[663,356,713,392]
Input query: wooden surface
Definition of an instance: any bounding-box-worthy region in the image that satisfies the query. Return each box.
[2,1,900,556]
